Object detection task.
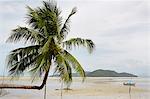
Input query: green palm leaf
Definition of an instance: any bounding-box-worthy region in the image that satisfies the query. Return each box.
[63,50,86,81]
[6,26,45,44]
[7,45,40,77]
[58,7,77,42]
[26,1,62,37]
[63,38,95,53]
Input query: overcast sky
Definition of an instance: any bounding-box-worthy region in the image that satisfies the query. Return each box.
[0,0,150,76]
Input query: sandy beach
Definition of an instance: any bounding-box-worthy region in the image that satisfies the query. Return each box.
[0,77,150,99]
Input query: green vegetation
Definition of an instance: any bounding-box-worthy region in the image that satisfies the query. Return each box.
[52,69,137,77]
[86,69,137,77]
[0,0,95,90]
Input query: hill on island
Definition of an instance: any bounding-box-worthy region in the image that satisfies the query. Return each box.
[51,69,138,77]
[85,69,137,77]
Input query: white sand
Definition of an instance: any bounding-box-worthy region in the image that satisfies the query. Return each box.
[0,77,150,99]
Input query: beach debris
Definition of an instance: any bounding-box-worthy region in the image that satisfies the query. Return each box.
[55,88,72,90]
[123,80,135,99]
[123,80,135,86]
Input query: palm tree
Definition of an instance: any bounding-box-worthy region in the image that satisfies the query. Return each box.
[0,0,95,90]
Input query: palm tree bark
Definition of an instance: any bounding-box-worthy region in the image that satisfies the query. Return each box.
[0,70,49,90]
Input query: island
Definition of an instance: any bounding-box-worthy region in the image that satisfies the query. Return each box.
[85,69,138,77]
[51,69,138,77]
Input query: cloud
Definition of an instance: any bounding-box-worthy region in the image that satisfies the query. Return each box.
[0,0,149,76]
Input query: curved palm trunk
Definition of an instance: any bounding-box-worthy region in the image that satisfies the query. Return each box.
[0,70,49,90]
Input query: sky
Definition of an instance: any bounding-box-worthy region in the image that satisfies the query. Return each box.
[0,0,150,76]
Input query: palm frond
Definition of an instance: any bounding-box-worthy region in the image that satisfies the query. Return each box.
[58,7,77,42]
[62,38,95,53]
[29,37,54,82]
[26,1,62,37]
[54,53,72,85]
[6,26,45,44]
[7,45,40,77]
[63,50,85,81]
[29,54,48,82]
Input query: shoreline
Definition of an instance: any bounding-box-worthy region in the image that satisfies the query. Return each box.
[0,77,150,99]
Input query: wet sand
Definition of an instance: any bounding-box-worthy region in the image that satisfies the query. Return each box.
[0,77,150,99]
